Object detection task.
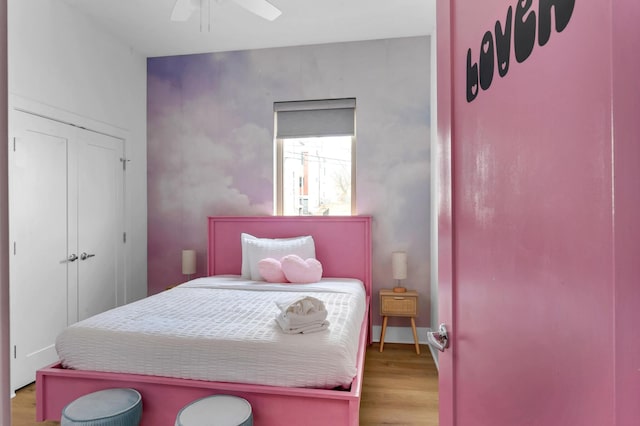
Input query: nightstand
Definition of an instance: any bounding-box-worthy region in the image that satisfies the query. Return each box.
[379,289,420,354]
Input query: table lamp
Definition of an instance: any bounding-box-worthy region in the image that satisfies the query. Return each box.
[392,251,407,293]
[182,249,196,281]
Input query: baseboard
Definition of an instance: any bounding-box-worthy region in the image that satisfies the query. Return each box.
[372,325,439,370]
[428,343,440,371]
[371,325,430,345]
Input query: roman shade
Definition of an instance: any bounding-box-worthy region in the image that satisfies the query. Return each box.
[274,98,356,138]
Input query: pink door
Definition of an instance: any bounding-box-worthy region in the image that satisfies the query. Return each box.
[434,1,640,425]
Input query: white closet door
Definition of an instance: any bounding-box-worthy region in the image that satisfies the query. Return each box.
[9,111,71,390]
[75,130,124,321]
[9,111,125,391]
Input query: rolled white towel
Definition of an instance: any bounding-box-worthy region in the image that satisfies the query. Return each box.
[275,296,328,327]
[276,296,326,315]
[279,309,328,326]
[275,314,329,334]
[275,310,328,330]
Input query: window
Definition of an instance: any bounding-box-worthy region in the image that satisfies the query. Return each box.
[275,99,356,216]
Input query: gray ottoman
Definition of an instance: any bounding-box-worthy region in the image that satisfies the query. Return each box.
[175,395,253,426]
[61,388,142,426]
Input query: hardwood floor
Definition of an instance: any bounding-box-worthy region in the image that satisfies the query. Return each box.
[11,343,438,425]
[361,343,439,426]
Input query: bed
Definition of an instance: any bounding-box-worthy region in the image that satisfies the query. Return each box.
[36,216,372,426]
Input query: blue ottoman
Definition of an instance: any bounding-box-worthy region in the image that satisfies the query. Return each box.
[61,388,142,426]
[175,395,253,426]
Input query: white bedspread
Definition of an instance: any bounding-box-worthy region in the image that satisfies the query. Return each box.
[55,276,367,389]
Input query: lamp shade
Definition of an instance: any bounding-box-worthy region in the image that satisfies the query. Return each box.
[182,249,196,275]
[392,251,407,280]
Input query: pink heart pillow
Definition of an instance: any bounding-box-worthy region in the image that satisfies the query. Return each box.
[257,258,288,283]
[281,254,323,284]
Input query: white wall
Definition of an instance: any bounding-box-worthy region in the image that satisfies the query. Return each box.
[7,0,147,302]
[0,1,9,422]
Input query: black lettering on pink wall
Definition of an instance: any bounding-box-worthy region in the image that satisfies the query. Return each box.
[495,7,513,77]
[538,0,575,46]
[465,0,576,103]
[479,32,495,90]
[466,49,479,102]
[514,0,536,63]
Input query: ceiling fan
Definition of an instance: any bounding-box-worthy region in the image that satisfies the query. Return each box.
[171,0,282,22]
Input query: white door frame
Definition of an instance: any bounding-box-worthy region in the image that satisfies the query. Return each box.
[7,96,129,391]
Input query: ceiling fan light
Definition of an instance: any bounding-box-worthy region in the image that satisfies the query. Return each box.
[170,0,282,23]
[233,0,282,21]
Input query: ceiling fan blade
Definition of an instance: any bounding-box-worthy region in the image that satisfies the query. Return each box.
[171,0,199,22]
[233,0,282,21]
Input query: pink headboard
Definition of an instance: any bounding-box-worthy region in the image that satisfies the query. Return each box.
[207,216,372,297]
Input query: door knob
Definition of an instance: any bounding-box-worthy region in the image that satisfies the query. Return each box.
[80,252,96,260]
[62,254,78,263]
[427,323,450,352]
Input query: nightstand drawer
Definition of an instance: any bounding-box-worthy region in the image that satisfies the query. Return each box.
[380,295,417,316]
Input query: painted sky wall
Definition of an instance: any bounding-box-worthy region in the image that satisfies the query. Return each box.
[147,36,431,327]
[438,0,640,424]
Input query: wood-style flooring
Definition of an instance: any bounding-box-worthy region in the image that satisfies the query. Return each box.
[11,343,438,425]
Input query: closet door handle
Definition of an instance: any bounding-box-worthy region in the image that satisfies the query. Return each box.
[80,252,95,261]
[61,254,78,263]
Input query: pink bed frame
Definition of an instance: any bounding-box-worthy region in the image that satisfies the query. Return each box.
[36,216,372,425]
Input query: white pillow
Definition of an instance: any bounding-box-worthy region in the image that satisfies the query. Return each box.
[240,233,257,278]
[241,233,316,281]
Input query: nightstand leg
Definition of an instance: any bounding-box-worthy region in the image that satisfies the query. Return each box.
[379,316,389,352]
[410,317,420,355]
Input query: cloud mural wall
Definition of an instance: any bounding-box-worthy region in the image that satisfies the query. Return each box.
[147,36,431,327]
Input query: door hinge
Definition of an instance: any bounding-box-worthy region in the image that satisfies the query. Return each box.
[123,232,127,243]
[120,157,130,171]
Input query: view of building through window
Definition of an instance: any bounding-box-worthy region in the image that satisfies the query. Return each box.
[281,136,352,216]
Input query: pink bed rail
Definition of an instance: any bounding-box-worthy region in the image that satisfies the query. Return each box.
[36,301,368,425]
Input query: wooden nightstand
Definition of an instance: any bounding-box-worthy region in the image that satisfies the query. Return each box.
[379,289,420,354]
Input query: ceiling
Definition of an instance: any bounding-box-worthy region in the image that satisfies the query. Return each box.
[60,0,436,58]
